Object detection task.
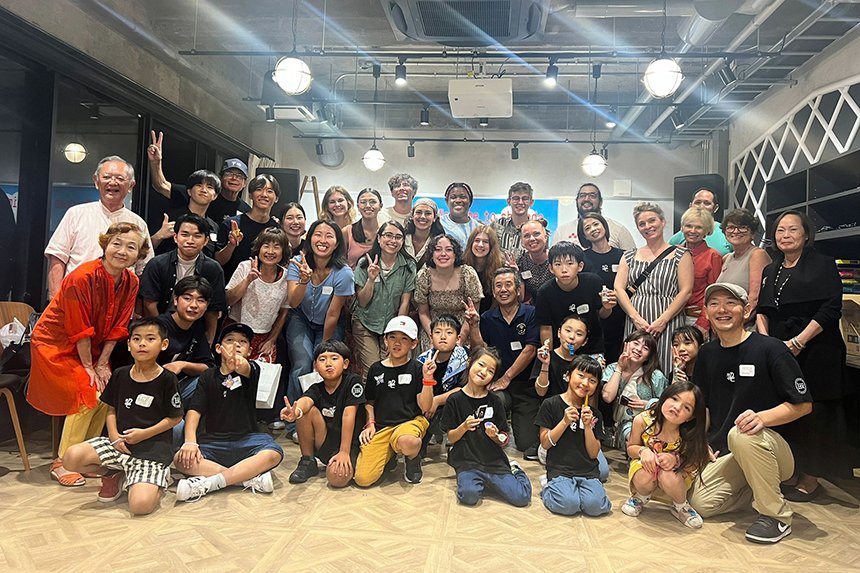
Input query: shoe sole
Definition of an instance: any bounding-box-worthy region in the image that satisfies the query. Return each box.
[745,528,791,544]
[97,492,123,503]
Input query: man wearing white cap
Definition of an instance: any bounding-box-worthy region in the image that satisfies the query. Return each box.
[354,316,435,486]
[689,282,812,544]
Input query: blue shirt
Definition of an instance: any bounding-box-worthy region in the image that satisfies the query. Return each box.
[287,258,354,324]
[670,220,732,255]
[479,303,540,383]
[440,215,481,250]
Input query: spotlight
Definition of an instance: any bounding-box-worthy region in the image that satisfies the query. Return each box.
[420,107,430,126]
[362,144,385,171]
[479,117,489,127]
[591,63,602,80]
[717,62,737,87]
[89,103,100,120]
[407,141,415,158]
[63,142,87,163]
[643,57,683,99]
[605,106,617,129]
[315,140,324,155]
[544,63,558,87]
[394,63,407,87]
[316,105,329,124]
[272,57,313,95]
[265,106,276,122]
[581,150,607,177]
[511,143,519,160]
[670,109,687,130]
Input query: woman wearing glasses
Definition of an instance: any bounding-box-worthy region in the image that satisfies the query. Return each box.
[341,188,384,268]
[716,209,771,316]
[352,221,417,378]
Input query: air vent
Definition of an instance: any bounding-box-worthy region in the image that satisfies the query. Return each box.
[381,0,549,46]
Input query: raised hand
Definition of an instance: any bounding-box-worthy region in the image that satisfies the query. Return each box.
[461,415,481,432]
[228,219,244,246]
[247,257,261,283]
[580,405,594,428]
[536,338,552,365]
[280,396,297,422]
[147,130,163,162]
[154,214,175,241]
[221,343,237,373]
[484,421,499,440]
[366,254,381,281]
[422,349,438,380]
[618,342,633,373]
[463,297,479,325]
[290,252,312,283]
[503,251,519,270]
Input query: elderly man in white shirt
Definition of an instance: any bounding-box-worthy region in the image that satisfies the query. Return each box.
[45,155,153,298]
[551,183,637,252]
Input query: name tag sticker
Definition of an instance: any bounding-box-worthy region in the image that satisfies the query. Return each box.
[739,364,755,377]
[397,373,413,385]
[210,232,219,242]
[521,270,532,279]
[321,286,334,296]
[510,340,523,351]
[611,264,619,272]
[134,394,154,408]
[576,304,590,314]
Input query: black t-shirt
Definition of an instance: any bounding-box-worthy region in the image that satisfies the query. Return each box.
[432,358,450,396]
[169,182,250,225]
[156,313,215,371]
[302,373,366,453]
[529,349,574,397]
[188,362,261,441]
[583,248,625,351]
[365,360,424,428]
[693,332,812,455]
[440,390,511,474]
[535,394,605,480]
[534,273,605,354]
[100,366,182,465]
[216,213,279,281]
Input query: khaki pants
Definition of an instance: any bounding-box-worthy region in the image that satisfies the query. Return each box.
[58,401,109,457]
[351,318,386,382]
[354,416,429,487]
[689,426,795,524]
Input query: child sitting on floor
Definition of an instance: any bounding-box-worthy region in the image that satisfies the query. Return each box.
[441,347,532,507]
[64,318,183,515]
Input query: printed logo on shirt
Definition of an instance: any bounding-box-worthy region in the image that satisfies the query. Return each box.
[321,406,336,418]
[515,322,526,336]
[124,398,134,409]
[795,377,808,394]
[171,392,181,409]
[351,383,364,398]
[726,371,736,384]
[601,264,610,273]
[374,373,386,387]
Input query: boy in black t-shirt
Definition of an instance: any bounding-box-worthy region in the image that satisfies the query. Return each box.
[173,323,284,502]
[536,355,611,516]
[689,283,812,544]
[441,347,532,507]
[64,318,183,515]
[535,242,615,359]
[282,340,366,487]
[354,316,435,486]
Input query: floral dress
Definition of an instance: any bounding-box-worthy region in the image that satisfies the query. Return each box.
[413,264,483,351]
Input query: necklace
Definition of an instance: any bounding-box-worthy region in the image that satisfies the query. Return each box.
[773,264,792,308]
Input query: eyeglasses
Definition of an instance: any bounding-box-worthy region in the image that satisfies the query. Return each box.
[577,191,599,199]
[725,225,750,234]
[381,232,404,241]
[99,174,129,184]
[222,171,246,179]
[509,195,531,203]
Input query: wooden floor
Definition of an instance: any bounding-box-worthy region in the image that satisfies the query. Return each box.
[1,430,858,573]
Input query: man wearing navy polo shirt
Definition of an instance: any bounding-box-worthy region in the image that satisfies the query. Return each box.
[467,267,540,460]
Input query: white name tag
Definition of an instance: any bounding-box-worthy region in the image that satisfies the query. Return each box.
[210,232,219,242]
[510,340,523,351]
[739,364,756,377]
[134,394,154,408]
[521,270,532,279]
[611,264,619,272]
[397,373,413,385]
[576,304,590,314]
[483,406,494,420]
[322,286,334,296]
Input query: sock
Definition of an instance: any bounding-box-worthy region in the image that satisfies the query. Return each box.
[673,500,689,510]
[204,473,227,492]
[633,494,651,503]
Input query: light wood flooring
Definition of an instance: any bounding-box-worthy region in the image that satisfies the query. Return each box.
[0,430,858,573]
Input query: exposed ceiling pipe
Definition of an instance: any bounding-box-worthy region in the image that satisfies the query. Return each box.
[553,0,695,18]
[643,0,787,137]
[314,138,344,167]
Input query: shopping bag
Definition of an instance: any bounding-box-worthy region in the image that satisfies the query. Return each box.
[0,318,25,349]
[254,353,282,409]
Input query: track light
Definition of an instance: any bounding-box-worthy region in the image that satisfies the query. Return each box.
[407,141,415,158]
[591,63,602,80]
[479,117,489,127]
[394,63,407,87]
[544,63,558,87]
[670,109,687,130]
[420,107,430,126]
[272,57,313,95]
[581,149,607,177]
[265,106,276,122]
[605,106,617,129]
[362,144,385,172]
[643,57,683,99]
[717,62,737,87]
[511,143,519,160]
[315,139,324,155]
[89,104,100,120]
[316,105,329,123]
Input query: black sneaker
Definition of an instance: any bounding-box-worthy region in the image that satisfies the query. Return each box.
[384,455,398,473]
[745,514,791,544]
[288,456,319,484]
[404,455,422,484]
[523,444,539,461]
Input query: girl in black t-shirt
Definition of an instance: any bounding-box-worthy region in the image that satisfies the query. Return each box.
[534,314,589,398]
[671,326,704,384]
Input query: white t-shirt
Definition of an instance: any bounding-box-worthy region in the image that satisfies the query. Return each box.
[44,201,153,275]
[226,260,290,333]
[176,255,198,282]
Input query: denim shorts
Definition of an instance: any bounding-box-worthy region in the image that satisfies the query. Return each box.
[198,433,284,468]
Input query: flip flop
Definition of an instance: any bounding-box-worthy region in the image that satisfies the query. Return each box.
[50,460,85,487]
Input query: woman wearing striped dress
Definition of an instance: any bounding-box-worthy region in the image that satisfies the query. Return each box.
[614,202,693,373]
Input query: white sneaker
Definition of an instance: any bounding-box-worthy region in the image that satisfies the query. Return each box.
[243,471,274,493]
[268,421,286,431]
[176,476,210,502]
[539,474,548,489]
[621,496,648,517]
[671,503,704,529]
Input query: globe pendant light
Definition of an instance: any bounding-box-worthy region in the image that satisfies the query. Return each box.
[362,144,385,171]
[272,56,313,95]
[581,149,607,177]
[64,142,87,163]
[643,57,683,99]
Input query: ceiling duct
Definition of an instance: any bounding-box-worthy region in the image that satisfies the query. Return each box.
[380,0,551,46]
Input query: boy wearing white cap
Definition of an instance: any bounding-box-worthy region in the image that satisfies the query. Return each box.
[354,316,435,486]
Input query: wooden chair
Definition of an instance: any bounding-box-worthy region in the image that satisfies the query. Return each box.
[0,301,36,471]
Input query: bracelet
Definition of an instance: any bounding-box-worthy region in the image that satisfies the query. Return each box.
[295,406,304,420]
[638,446,647,459]
[540,368,549,373]
[423,379,437,386]
[363,420,376,429]
[183,442,199,449]
[790,336,805,350]
[298,279,309,285]
[536,378,549,389]
[547,430,557,447]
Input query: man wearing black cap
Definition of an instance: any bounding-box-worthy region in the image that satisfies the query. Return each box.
[147,130,251,225]
[689,282,812,544]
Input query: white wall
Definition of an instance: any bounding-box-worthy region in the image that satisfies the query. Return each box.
[260,125,704,238]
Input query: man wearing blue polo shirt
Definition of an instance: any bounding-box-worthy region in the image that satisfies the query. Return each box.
[466,267,540,460]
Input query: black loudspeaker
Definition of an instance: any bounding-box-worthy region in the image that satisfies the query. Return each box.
[256,167,301,218]
[673,173,726,232]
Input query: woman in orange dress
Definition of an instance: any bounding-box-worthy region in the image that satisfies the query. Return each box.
[27,222,149,486]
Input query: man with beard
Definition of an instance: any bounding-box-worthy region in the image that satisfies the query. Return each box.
[551,183,636,251]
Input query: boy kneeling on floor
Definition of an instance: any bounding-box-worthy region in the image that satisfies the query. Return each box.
[173,323,284,501]
[354,316,435,486]
[282,340,366,487]
[64,317,183,515]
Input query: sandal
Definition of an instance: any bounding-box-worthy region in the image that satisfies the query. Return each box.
[50,459,85,487]
[783,483,821,503]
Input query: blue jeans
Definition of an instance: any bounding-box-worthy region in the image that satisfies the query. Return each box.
[198,433,284,468]
[541,475,611,516]
[172,376,200,448]
[285,310,344,431]
[457,469,532,507]
[597,450,610,483]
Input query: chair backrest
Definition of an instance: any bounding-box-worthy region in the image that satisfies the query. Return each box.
[0,301,37,339]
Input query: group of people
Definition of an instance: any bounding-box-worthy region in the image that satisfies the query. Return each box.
[20,141,850,545]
